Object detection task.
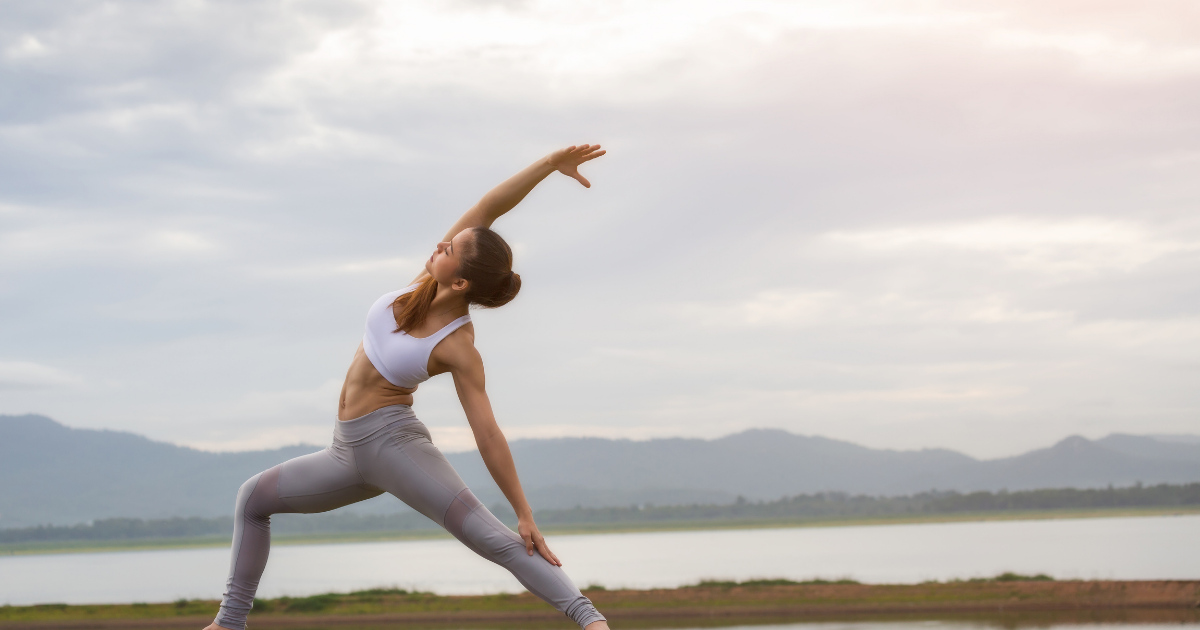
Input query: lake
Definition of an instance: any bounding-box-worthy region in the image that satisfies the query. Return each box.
[628,619,1200,624]
[1,514,1197,606]
[669,624,1198,630]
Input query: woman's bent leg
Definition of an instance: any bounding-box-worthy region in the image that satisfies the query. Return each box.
[214,446,381,630]
[357,427,606,629]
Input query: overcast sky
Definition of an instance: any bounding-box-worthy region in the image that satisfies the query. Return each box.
[2,0,1198,458]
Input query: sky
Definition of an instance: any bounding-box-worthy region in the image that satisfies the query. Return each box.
[1,0,1198,458]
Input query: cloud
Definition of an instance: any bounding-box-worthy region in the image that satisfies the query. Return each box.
[4,34,49,60]
[1,0,1198,460]
[825,218,1200,276]
[0,361,81,391]
[248,257,417,281]
[0,218,224,265]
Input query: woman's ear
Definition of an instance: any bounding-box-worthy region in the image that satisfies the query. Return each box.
[452,277,470,293]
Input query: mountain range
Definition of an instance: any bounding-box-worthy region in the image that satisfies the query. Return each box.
[2,413,1199,528]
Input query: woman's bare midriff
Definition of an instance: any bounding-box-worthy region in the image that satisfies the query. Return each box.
[338,343,416,420]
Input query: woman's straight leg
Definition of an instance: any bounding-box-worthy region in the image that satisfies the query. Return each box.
[214,445,382,630]
[355,422,606,629]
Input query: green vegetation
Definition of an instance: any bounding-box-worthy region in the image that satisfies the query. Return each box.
[694,578,861,588]
[527,482,1200,527]
[974,572,1054,582]
[3,483,1198,555]
[0,518,231,544]
[0,511,436,544]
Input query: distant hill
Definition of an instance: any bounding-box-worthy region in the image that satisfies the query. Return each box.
[0,414,319,528]
[469,429,1200,507]
[2,414,1199,528]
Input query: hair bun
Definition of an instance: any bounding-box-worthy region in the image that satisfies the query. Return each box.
[460,227,522,308]
[505,271,522,300]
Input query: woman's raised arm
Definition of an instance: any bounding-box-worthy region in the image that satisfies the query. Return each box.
[409,145,604,286]
[441,144,606,241]
[410,145,600,284]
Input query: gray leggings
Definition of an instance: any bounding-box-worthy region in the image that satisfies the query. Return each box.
[214,405,605,630]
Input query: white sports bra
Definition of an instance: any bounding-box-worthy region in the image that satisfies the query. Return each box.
[362,285,472,389]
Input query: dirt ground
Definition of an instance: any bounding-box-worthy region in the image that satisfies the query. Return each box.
[3,580,1199,629]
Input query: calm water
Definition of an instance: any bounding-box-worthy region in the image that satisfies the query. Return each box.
[655,625,1199,630]
[1,514,1197,606]
[652,619,1200,624]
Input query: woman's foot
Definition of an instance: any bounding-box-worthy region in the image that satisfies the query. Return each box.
[584,621,611,630]
[202,624,236,630]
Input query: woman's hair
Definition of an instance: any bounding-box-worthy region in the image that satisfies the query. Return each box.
[391,227,521,332]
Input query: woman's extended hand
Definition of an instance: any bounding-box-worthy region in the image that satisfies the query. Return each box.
[547,144,606,188]
[518,517,563,566]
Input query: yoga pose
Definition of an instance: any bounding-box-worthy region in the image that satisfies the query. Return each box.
[205,144,609,630]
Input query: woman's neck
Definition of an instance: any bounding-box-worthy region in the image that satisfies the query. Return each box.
[429,284,469,319]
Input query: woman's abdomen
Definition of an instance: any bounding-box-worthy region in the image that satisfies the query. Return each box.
[339,343,416,420]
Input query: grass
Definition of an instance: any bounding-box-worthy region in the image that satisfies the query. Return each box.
[3,504,1198,556]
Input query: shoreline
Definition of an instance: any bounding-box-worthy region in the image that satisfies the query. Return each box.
[2,580,1198,628]
[3,506,1198,557]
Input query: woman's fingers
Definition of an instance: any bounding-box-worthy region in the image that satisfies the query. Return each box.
[564,144,600,159]
[550,144,603,187]
[533,534,562,566]
[522,530,535,556]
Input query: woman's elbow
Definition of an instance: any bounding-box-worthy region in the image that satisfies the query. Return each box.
[472,423,506,449]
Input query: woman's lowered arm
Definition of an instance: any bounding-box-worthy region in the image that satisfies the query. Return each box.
[443,339,563,566]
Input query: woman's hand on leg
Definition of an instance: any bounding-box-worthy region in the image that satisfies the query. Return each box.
[519,518,562,566]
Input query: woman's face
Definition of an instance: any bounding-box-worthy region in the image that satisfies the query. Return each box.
[426,229,471,285]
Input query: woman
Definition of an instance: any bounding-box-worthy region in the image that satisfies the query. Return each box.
[206,144,610,630]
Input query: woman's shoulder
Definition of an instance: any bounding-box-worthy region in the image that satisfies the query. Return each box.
[436,321,478,355]
[444,319,476,344]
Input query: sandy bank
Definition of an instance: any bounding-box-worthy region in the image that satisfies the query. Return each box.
[2,579,1198,629]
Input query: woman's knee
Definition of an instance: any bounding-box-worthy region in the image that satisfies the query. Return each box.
[236,466,283,521]
[462,511,526,561]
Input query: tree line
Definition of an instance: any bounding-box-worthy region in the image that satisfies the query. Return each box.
[3,482,1197,544]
